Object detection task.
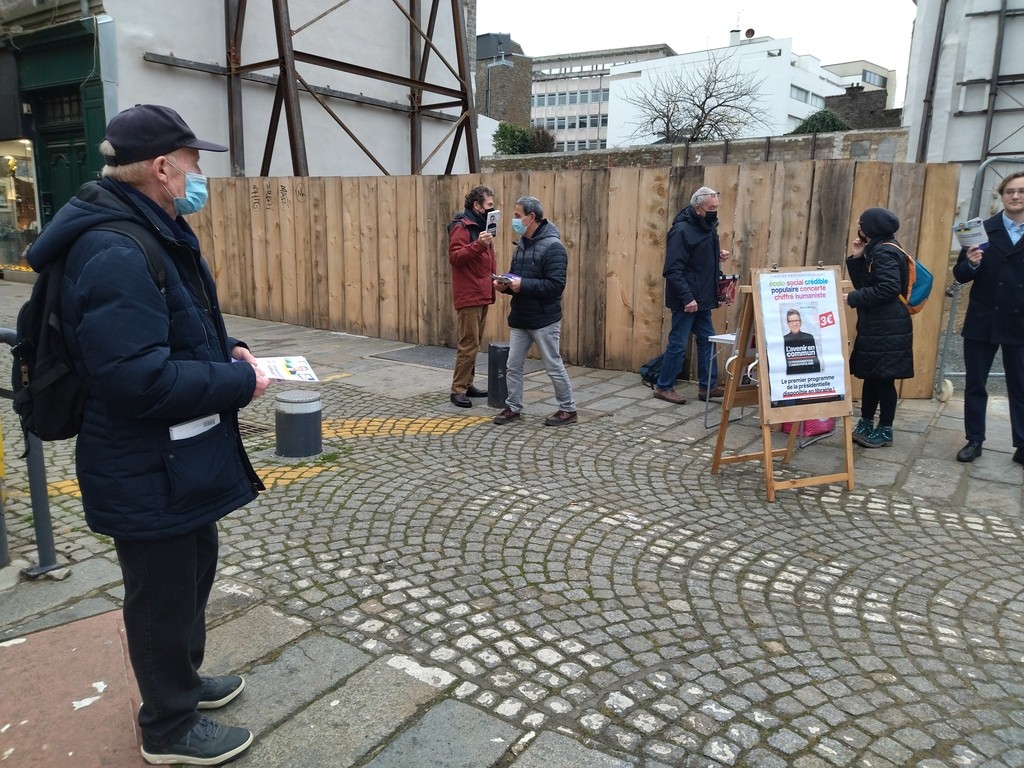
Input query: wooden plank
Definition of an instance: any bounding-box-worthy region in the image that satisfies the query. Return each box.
[232,178,257,318]
[849,161,892,243]
[377,175,400,341]
[340,177,362,334]
[553,170,583,363]
[769,161,813,270]
[603,167,641,371]
[395,175,419,342]
[421,175,457,346]
[277,177,303,326]
[632,167,671,370]
[903,162,961,398]
[215,178,240,315]
[724,163,774,336]
[323,176,346,331]
[201,180,230,312]
[250,178,272,320]
[808,160,855,268]
[305,177,328,330]
[576,169,609,368]
[359,177,381,338]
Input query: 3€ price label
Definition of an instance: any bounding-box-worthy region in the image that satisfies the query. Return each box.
[818,311,837,329]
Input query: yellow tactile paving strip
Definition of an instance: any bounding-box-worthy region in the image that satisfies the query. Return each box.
[33,416,492,499]
[322,416,492,438]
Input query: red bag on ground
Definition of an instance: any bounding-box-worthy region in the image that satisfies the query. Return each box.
[782,418,835,436]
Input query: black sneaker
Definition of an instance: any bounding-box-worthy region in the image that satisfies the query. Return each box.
[199,675,245,709]
[142,715,253,765]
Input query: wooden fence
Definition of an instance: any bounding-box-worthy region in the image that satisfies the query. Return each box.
[192,161,960,398]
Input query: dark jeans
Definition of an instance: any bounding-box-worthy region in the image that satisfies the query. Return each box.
[115,523,218,748]
[656,308,718,391]
[963,339,1024,446]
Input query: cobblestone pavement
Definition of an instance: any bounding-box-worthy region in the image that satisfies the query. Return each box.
[1,276,1023,768]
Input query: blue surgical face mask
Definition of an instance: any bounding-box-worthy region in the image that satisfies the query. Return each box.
[511,218,527,236]
[165,159,209,215]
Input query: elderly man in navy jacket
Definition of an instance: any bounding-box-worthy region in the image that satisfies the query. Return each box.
[953,171,1024,466]
[28,105,267,766]
[653,186,731,405]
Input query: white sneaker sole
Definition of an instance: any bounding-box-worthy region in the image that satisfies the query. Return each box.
[198,677,245,710]
[142,730,253,765]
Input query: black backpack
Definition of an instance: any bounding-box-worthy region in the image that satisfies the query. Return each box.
[11,221,167,441]
[639,353,664,388]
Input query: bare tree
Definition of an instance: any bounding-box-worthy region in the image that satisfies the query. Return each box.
[623,51,771,143]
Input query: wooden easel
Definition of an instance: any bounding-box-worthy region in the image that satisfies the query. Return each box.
[711,268,855,501]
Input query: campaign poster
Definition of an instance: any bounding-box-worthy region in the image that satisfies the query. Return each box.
[758,270,845,404]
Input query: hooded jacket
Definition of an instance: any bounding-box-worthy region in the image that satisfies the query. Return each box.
[845,207,914,380]
[503,219,567,330]
[663,206,720,311]
[447,209,497,310]
[27,178,262,541]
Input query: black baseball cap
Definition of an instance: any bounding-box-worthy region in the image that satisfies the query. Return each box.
[102,104,228,166]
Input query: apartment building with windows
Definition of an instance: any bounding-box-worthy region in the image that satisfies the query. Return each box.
[605,35,848,148]
[823,60,897,109]
[529,45,676,152]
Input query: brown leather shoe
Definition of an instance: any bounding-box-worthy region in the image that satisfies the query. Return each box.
[653,387,687,404]
[544,410,578,426]
[698,386,725,401]
[493,407,521,425]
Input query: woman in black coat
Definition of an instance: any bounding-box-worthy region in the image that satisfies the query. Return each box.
[845,207,914,448]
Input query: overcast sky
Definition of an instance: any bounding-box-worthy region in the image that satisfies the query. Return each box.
[475,1,918,105]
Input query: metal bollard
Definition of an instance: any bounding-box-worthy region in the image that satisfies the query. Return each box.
[275,390,322,458]
[487,342,510,409]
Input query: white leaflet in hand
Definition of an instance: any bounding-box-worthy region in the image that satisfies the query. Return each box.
[953,217,989,248]
[486,209,500,236]
[255,356,319,381]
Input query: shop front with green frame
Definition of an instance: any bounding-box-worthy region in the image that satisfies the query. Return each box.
[0,18,107,269]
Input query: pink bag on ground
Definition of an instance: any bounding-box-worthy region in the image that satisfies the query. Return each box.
[782,418,835,437]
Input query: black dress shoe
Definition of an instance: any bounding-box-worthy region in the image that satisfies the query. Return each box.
[466,385,488,398]
[1014,447,1024,466]
[450,393,472,408]
[956,441,983,463]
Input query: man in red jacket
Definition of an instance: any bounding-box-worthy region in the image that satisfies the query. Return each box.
[448,185,498,407]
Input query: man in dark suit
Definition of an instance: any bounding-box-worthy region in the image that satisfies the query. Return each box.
[782,309,821,375]
[953,171,1024,466]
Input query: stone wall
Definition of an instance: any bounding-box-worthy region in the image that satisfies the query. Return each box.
[825,85,902,130]
[481,128,910,172]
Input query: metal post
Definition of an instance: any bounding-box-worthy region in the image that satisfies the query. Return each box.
[22,432,59,578]
[487,342,509,409]
[0,326,60,577]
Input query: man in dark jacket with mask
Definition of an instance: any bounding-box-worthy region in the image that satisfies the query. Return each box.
[492,196,578,426]
[653,186,730,405]
[27,104,268,765]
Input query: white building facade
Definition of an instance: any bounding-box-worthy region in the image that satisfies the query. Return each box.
[904,0,1024,220]
[529,46,676,152]
[605,37,845,148]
